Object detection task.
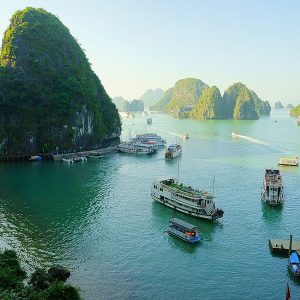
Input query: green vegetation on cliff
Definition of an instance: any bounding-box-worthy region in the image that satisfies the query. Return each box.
[189,86,224,119]
[0,7,120,155]
[164,78,208,117]
[0,250,80,300]
[150,87,173,111]
[290,104,300,117]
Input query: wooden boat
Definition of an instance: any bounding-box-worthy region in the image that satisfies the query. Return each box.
[261,169,284,206]
[278,157,298,166]
[166,218,202,243]
[165,144,182,159]
[289,252,300,277]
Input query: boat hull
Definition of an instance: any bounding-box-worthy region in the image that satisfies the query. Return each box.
[151,194,216,221]
[166,228,201,243]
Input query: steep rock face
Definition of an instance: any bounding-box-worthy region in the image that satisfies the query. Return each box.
[164,78,208,117]
[150,87,173,111]
[223,83,259,120]
[287,104,294,110]
[0,7,120,154]
[139,88,164,108]
[274,101,284,109]
[189,86,224,119]
[290,105,300,117]
[250,90,271,116]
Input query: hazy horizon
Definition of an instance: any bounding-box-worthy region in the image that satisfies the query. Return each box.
[1,0,300,105]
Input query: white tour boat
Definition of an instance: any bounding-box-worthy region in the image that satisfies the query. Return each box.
[278,157,298,167]
[133,133,166,147]
[261,169,284,206]
[117,142,157,155]
[151,178,224,221]
[165,144,182,159]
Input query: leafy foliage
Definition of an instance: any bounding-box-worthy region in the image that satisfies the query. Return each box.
[164,78,208,117]
[189,86,224,119]
[150,87,173,111]
[290,104,300,117]
[0,7,120,154]
[0,250,81,300]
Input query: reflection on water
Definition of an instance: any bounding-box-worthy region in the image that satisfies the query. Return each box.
[261,202,282,224]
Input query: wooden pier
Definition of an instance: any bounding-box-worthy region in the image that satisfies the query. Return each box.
[269,235,300,256]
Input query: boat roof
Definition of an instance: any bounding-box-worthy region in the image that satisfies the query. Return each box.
[169,218,197,230]
[290,252,300,263]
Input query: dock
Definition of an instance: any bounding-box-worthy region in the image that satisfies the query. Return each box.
[269,236,300,256]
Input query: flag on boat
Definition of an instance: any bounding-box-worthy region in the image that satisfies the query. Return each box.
[286,282,291,300]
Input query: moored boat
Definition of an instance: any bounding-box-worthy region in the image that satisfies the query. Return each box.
[261,169,284,206]
[132,133,166,147]
[29,155,43,161]
[151,178,224,221]
[278,157,298,166]
[165,144,182,159]
[289,252,300,277]
[117,141,157,154]
[166,218,202,243]
[62,158,74,164]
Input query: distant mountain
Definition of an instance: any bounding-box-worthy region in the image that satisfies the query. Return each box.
[128,99,144,112]
[274,101,284,109]
[150,88,173,111]
[287,104,294,110]
[290,105,300,117]
[164,78,209,117]
[189,86,224,119]
[112,97,129,111]
[139,89,164,108]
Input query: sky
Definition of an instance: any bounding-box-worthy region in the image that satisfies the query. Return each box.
[0,0,300,104]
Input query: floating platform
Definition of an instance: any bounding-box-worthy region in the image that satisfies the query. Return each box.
[269,238,300,256]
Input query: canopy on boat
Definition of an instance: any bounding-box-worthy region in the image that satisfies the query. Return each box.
[169,218,197,230]
[290,252,300,264]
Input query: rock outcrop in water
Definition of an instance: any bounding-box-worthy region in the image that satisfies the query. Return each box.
[274,101,284,109]
[0,7,120,155]
[164,78,209,117]
[189,86,224,119]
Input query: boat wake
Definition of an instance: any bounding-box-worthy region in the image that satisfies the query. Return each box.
[231,132,269,146]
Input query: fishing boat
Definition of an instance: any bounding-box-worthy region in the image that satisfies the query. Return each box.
[289,252,300,277]
[278,157,298,166]
[117,142,157,154]
[261,169,284,206]
[166,218,202,243]
[165,144,182,159]
[132,133,166,147]
[151,178,224,221]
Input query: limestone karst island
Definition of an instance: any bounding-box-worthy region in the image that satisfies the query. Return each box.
[0,3,300,300]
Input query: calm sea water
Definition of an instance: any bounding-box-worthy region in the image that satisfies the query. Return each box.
[0,110,300,299]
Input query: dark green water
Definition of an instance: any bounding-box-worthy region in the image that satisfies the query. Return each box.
[0,110,300,299]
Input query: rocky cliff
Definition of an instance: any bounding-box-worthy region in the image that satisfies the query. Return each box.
[164,78,209,117]
[274,101,284,109]
[0,7,120,155]
[290,105,300,117]
[189,86,224,119]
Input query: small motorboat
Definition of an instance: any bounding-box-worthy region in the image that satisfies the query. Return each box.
[166,218,202,243]
[62,158,74,164]
[231,131,239,137]
[29,155,42,161]
[181,133,190,140]
[289,252,300,277]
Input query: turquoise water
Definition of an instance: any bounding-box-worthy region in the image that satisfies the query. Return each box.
[0,110,300,299]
